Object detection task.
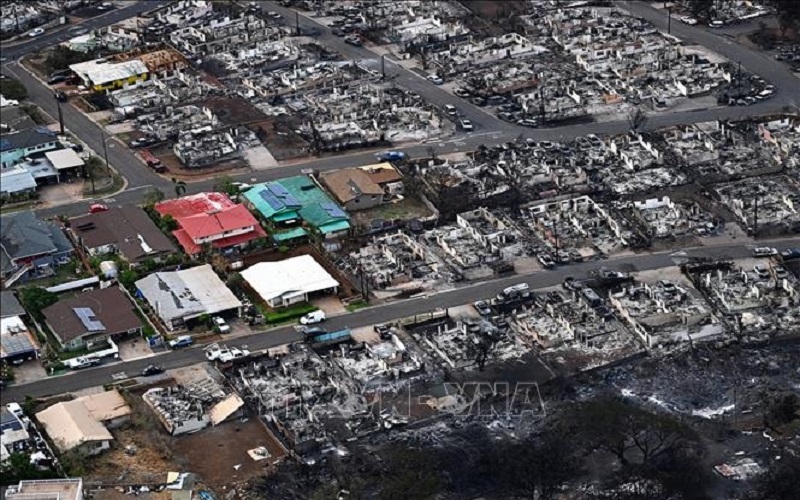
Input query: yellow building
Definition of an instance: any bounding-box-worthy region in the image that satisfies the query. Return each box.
[70,58,149,92]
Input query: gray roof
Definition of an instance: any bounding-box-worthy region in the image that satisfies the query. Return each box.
[135,264,241,323]
[0,106,36,132]
[71,206,177,263]
[0,167,37,195]
[0,291,25,318]
[0,211,73,265]
[0,127,57,152]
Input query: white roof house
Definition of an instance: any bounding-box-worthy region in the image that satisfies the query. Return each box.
[45,148,85,171]
[135,264,242,330]
[70,58,148,87]
[241,255,339,307]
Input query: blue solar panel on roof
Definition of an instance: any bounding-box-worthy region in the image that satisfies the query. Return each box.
[259,189,285,211]
[320,202,347,218]
[270,183,290,196]
[0,334,36,358]
[73,307,106,331]
[283,193,301,207]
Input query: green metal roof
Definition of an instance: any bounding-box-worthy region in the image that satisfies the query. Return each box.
[318,219,351,235]
[245,176,350,231]
[272,210,301,222]
[272,227,308,242]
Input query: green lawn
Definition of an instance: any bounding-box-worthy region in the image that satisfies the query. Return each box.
[260,302,317,324]
[345,300,369,312]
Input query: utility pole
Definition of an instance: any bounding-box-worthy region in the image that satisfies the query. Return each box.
[56,99,64,135]
[667,6,672,35]
[84,162,95,194]
[752,196,758,237]
[553,211,560,264]
[13,4,21,34]
[102,130,111,174]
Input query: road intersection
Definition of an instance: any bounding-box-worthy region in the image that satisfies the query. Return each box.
[2,1,798,218]
[1,1,799,403]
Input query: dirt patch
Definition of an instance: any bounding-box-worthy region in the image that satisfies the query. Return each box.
[152,150,249,181]
[88,426,181,483]
[190,97,269,126]
[251,117,309,161]
[172,417,286,493]
[350,194,435,228]
[460,0,526,19]
[83,388,286,497]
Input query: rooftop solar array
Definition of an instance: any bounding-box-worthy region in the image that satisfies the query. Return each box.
[73,307,106,332]
[259,189,285,211]
[320,202,347,219]
[0,333,36,358]
[270,183,300,207]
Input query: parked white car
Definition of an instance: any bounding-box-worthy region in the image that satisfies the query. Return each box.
[680,16,698,25]
[300,310,326,325]
[205,344,227,361]
[752,247,778,257]
[220,347,250,363]
[28,28,45,37]
[65,356,101,370]
[427,74,443,85]
[212,316,230,333]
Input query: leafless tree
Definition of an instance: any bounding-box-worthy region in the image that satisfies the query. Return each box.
[627,107,649,135]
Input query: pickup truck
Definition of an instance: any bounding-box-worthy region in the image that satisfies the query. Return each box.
[205,344,250,363]
[212,316,230,334]
[64,356,101,370]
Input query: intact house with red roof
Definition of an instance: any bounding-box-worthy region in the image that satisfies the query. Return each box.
[154,192,266,257]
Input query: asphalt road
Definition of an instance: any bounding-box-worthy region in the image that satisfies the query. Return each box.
[620,1,800,105]
[1,2,172,60]
[1,0,798,221]
[3,236,798,404]
[2,1,800,403]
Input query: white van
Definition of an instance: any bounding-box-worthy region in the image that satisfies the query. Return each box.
[300,310,326,325]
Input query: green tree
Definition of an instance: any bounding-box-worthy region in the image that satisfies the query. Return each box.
[0,452,59,486]
[119,269,138,290]
[44,46,94,72]
[143,188,165,207]
[215,176,238,196]
[172,178,187,198]
[19,287,58,320]
[85,155,104,173]
[160,214,179,232]
[0,77,27,100]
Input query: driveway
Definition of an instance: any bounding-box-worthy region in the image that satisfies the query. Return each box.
[38,180,85,207]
